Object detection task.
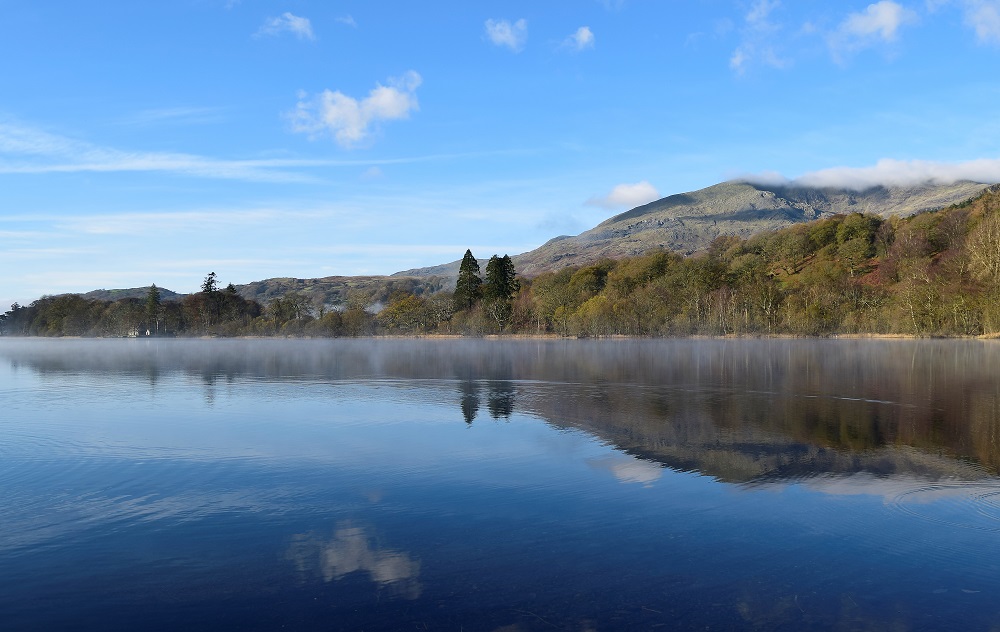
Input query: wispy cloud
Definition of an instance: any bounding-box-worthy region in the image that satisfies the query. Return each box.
[484,18,528,52]
[0,120,486,181]
[288,71,422,148]
[586,180,661,209]
[743,157,1000,190]
[562,26,595,52]
[336,15,358,28]
[730,0,789,74]
[255,12,315,41]
[829,1,916,61]
[121,106,225,127]
[957,0,1000,43]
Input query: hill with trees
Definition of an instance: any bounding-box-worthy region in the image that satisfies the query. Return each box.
[5,182,1000,339]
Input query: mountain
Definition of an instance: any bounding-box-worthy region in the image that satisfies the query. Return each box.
[56,179,992,308]
[395,179,991,280]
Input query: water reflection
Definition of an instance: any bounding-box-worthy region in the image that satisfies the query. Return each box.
[587,454,663,487]
[458,378,480,424]
[486,380,515,421]
[5,338,1000,482]
[7,338,1000,629]
[286,523,421,600]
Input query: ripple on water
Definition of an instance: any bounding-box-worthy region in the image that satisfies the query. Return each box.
[888,481,1000,532]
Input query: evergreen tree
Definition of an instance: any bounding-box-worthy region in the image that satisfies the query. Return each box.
[483,254,519,330]
[484,254,519,302]
[201,272,219,294]
[453,249,483,311]
[145,284,162,335]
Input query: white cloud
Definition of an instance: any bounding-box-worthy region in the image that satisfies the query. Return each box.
[730,0,789,74]
[288,71,422,148]
[743,157,1000,190]
[843,1,910,41]
[484,18,528,52]
[960,0,1000,43]
[256,12,315,41]
[0,120,474,182]
[829,1,916,60]
[586,181,661,209]
[122,106,225,127]
[0,121,311,182]
[337,15,358,28]
[564,26,595,52]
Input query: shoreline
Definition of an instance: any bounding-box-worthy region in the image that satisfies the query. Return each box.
[4,333,1000,341]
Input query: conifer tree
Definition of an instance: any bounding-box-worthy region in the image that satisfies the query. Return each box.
[453,249,483,311]
[483,254,519,330]
[145,284,161,335]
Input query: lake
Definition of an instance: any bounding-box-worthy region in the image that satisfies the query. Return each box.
[3,338,1000,631]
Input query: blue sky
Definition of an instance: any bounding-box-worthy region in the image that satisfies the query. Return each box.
[3,0,1000,307]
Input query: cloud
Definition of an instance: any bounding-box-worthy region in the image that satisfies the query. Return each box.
[563,26,595,52]
[829,1,916,59]
[959,0,1000,43]
[742,157,1000,190]
[122,106,225,127]
[484,18,528,52]
[842,1,910,40]
[730,0,789,74]
[0,120,476,182]
[288,71,422,148]
[337,15,358,28]
[586,181,661,209]
[256,12,315,40]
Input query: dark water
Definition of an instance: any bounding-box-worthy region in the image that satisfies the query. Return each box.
[3,338,1000,631]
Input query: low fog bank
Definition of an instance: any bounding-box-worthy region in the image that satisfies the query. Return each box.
[3,337,1000,392]
[742,158,1000,191]
[5,337,1000,486]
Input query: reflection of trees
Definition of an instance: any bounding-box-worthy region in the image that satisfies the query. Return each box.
[286,523,421,600]
[459,379,480,424]
[487,381,515,420]
[9,338,1000,477]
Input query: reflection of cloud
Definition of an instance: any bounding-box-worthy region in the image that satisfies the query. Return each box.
[286,523,421,599]
[588,454,663,486]
[799,472,993,502]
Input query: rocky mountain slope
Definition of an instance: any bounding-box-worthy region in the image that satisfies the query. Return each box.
[396,179,990,280]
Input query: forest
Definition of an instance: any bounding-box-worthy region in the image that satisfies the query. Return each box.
[4,185,1000,338]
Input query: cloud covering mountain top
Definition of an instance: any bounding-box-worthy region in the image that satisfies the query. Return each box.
[745,158,1000,191]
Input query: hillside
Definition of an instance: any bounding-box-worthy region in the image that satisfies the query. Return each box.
[72,275,448,310]
[396,179,990,280]
[48,178,993,309]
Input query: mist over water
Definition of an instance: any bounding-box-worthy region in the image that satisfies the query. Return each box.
[4,338,1000,630]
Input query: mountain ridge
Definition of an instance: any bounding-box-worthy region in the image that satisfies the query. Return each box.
[395,178,991,280]
[51,178,993,306]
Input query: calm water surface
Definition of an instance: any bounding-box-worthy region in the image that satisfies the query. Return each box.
[3,338,1000,631]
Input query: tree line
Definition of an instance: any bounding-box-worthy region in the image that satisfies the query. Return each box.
[5,185,1000,338]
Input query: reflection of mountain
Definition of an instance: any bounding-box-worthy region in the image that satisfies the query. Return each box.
[6,338,1000,483]
[286,523,421,600]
